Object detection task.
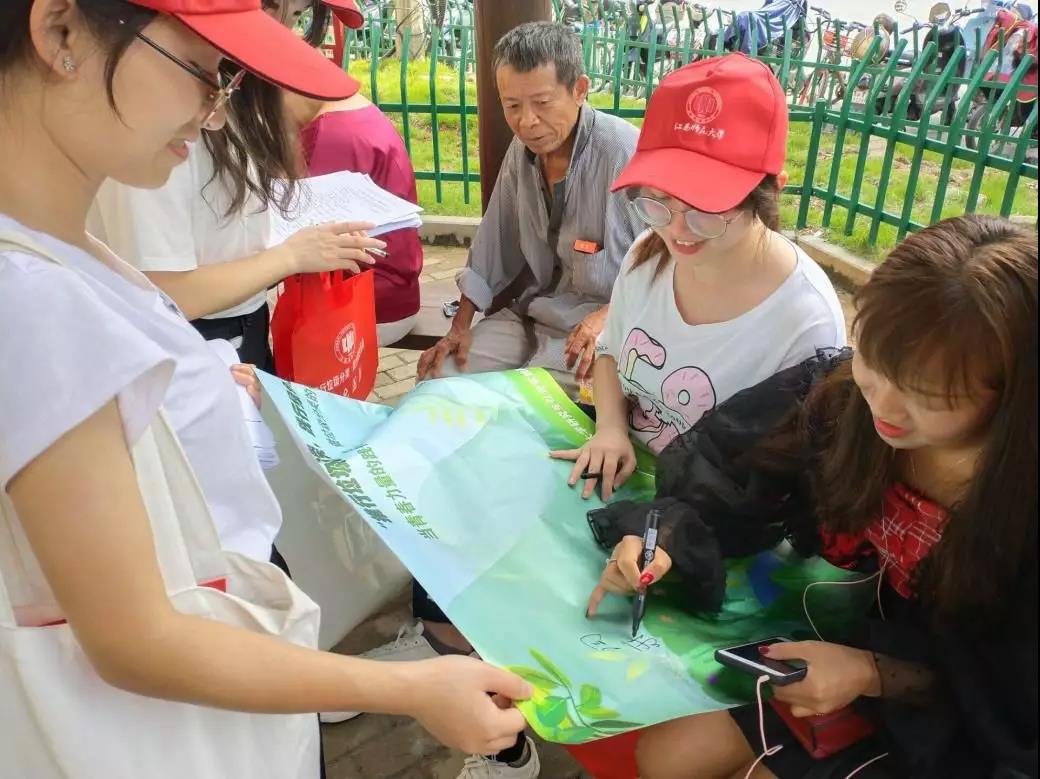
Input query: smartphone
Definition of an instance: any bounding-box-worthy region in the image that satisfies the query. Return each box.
[714,637,808,686]
[586,507,614,549]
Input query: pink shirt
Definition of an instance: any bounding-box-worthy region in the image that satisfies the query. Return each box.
[300,105,422,323]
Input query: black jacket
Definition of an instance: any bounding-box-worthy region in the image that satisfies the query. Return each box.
[589,349,1038,778]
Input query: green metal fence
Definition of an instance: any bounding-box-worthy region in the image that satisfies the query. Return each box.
[332,7,1038,253]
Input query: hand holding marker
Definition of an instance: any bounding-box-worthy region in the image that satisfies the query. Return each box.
[631,508,660,637]
[584,507,672,620]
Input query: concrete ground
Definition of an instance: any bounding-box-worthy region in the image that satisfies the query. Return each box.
[322,587,590,779]
[323,244,857,778]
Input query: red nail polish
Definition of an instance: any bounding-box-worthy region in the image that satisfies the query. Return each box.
[639,572,655,587]
[758,645,772,656]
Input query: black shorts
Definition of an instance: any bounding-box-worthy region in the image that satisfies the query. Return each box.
[729,703,899,779]
[192,303,274,374]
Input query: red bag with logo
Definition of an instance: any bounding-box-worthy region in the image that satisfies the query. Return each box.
[271,270,378,400]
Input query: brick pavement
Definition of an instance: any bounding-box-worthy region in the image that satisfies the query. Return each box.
[365,246,467,405]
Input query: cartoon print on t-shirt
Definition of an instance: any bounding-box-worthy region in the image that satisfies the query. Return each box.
[620,327,667,379]
[619,327,717,452]
[651,365,716,450]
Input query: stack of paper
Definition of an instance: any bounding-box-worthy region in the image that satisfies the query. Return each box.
[208,340,280,471]
[268,170,424,245]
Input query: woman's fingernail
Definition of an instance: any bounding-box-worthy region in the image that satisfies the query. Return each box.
[639,572,655,587]
[758,645,772,656]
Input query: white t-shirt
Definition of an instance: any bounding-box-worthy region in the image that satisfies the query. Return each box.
[88,143,271,320]
[0,214,283,561]
[598,232,847,454]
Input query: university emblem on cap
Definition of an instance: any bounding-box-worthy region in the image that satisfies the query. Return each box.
[685,86,723,126]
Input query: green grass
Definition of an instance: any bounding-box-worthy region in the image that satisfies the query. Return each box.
[783,121,1039,259]
[346,57,1038,261]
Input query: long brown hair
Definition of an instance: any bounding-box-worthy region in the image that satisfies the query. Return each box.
[805,215,1037,625]
[203,0,332,217]
[626,174,783,276]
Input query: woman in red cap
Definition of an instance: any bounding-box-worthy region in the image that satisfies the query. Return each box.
[552,53,846,501]
[86,0,381,574]
[603,215,1038,779]
[89,0,381,376]
[0,2,529,777]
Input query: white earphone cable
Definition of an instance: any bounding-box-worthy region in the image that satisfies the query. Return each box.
[741,560,893,777]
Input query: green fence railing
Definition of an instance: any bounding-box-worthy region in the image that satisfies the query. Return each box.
[330,8,1038,256]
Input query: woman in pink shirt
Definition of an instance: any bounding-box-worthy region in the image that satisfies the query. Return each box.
[286,89,424,345]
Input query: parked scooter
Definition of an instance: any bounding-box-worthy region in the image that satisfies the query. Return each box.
[965,6,1038,153]
[963,0,1027,72]
[856,4,984,124]
[852,8,933,115]
[915,4,986,121]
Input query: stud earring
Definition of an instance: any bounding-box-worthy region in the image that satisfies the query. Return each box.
[62,55,76,73]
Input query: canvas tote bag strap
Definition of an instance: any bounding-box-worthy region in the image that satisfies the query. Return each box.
[0,493,21,626]
[0,230,226,602]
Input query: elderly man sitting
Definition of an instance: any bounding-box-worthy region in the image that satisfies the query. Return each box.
[417,21,641,397]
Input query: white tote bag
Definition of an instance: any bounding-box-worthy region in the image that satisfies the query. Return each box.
[0,231,322,779]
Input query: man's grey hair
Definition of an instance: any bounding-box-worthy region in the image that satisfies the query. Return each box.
[492,22,586,88]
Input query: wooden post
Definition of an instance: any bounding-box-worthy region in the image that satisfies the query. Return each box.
[395,0,427,60]
[474,0,553,211]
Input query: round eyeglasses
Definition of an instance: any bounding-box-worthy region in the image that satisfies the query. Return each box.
[631,196,739,240]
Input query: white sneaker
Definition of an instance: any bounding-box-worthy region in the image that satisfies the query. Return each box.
[359,619,444,662]
[457,737,540,778]
[319,621,444,724]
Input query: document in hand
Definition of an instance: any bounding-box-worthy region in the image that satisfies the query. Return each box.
[208,339,280,470]
[268,170,423,245]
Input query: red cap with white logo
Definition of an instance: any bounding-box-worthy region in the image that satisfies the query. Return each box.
[611,53,788,213]
[131,0,360,99]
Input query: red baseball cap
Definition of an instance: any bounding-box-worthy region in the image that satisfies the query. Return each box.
[131,0,359,100]
[324,0,364,29]
[611,53,787,213]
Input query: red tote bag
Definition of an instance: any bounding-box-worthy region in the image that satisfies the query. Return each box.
[271,270,378,400]
[271,272,303,379]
